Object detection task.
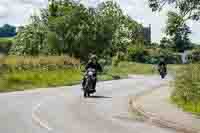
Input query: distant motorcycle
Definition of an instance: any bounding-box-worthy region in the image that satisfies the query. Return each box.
[158,65,167,79]
[83,68,97,97]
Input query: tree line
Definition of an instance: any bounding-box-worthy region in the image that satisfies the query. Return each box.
[10,0,145,61]
[0,24,16,37]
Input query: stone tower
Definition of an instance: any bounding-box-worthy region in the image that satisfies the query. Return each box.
[142,24,151,44]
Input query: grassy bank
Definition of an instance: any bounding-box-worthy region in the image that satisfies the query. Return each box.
[107,62,157,77]
[171,64,200,115]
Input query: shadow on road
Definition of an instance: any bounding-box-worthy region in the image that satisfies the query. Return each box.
[89,95,112,99]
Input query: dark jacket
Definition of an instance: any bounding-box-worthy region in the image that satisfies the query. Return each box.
[85,62,103,73]
[158,60,167,72]
[158,60,166,67]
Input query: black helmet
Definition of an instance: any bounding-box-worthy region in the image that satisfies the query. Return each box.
[90,54,97,60]
[160,56,165,62]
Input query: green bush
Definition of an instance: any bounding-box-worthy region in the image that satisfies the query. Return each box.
[99,56,112,69]
[127,45,147,62]
[132,48,182,64]
[187,49,200,63]
[171,64,200,114]
[0,38,13,54]
[159,49,182,64]
[112,56,120,67]
[112,52,126,67]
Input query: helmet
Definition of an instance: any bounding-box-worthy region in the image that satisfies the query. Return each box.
[89,54,97,63]
[160,57,165,62]
[90,54,97,60]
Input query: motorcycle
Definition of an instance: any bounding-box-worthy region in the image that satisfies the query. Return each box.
[82,68,97,97]
[158,65,167,79]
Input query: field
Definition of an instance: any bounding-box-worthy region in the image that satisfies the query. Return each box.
[0,37,13,54]
[0,37,14,44]
[0,37,14,40]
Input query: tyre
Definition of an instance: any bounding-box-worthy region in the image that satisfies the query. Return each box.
[84,91,87,98]
[160,72,166,79]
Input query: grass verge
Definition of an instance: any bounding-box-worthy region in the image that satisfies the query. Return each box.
[171,64,200,115]
[106,62,157,77]
[0,68,82,92]
[0,60,159,93]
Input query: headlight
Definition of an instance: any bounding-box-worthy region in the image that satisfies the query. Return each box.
[88,71,93,76]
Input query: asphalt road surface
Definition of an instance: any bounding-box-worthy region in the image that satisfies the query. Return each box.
[0,75,177,133]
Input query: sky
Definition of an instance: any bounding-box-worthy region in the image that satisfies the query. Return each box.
[0,0,200,43]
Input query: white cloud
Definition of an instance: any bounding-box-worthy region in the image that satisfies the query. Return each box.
[0,5,8,17]
[0,0,199,43]
[0,0,47,26]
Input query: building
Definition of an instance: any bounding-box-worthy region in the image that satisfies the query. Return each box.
[16,26,25,33]
[142,24,151,44]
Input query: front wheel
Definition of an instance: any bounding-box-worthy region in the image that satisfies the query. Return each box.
[84,91,87,98]
[160,72,166,79]
[83,91,90,98]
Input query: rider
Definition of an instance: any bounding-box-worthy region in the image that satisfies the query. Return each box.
[82,54,103,91]
[158,56,167,74]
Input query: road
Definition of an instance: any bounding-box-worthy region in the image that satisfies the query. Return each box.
[0,75,177,133]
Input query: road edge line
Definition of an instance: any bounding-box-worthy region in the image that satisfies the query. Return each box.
[129,87,200,133]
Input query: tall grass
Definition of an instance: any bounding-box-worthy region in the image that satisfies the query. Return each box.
[0,68,82,92]
[0,55,81,92]
[0,55,80,65]
[0,55,80,71]
[171,64,200,114]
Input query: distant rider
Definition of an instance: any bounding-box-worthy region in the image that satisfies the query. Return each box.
[82,55,103,91]
[158,57,167,74]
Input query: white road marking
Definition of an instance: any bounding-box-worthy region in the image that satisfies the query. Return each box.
[32,94,66,132]
[32,97,53,131]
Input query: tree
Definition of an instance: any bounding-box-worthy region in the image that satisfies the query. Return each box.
[10,15,48,55]
[160,37,172,48]
[165,12,184,36]
[0,24,16,37]
[148,0,200,21]
[165,11,192,52]
[49,0,58,17]
[12,0,144,59]
[151,42,159,47]
[96,1,144,57]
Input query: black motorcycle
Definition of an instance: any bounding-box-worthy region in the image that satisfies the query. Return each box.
[83,68,97,97]
[158,65,167,79]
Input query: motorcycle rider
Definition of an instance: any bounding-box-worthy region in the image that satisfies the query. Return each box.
[82,54,103,91]
[158,57,167,74]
